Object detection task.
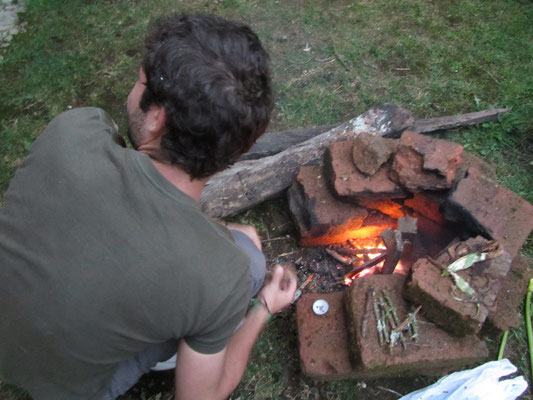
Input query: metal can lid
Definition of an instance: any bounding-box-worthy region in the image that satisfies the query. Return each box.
[312,299,329,315]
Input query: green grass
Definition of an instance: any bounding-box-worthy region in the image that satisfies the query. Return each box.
[1,0,532,398]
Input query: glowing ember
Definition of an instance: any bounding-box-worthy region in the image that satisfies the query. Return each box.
[326,204,410,286]
[339,233,403,286]
[355,268,375,278]
[394,261,408,275]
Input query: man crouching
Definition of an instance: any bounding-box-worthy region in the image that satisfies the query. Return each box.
[0,14,296,400]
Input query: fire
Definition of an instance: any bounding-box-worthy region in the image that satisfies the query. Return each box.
[355,268,374,278]
[328,200,411,286]
[339,231,408,286]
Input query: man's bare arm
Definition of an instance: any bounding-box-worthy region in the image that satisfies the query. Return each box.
[175,265,296,400]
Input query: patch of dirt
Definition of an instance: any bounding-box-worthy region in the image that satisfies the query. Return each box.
[0,0,26,60]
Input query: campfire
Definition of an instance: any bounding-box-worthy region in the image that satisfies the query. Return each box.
[288,129,533,380]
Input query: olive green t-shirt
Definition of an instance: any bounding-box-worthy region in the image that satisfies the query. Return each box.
[0,108,250,400]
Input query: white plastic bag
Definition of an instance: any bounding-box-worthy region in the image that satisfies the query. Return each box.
[399,359,528,400]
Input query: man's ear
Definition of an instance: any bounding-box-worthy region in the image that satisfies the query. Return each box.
[146,105,167,139]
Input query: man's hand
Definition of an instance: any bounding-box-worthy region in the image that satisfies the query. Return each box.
[225,222,262,250]
[257,264,297,315]
[174,264,296,400]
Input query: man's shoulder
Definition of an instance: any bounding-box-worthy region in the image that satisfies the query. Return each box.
[46,107,118,136]
[33,107,124,158]
[52,107,114,124]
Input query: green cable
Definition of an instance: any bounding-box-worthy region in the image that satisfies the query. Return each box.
[497,330,509,360]
[526,279,533,383]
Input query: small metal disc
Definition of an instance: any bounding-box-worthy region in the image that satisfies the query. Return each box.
[312,299,329,315]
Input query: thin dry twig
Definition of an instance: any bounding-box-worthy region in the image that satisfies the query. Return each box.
[361,288,374,338]
[376,385,403,398]
[278,251,298,257]
[325,248,352,265]
[262,235,293,243]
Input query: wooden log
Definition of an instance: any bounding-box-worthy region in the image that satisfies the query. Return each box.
[238,124,338,161]
[409,108,511,134]
[201,104,413,218]
[238,108,510,161]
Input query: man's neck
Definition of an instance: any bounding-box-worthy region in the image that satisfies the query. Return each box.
[151,159,207,202]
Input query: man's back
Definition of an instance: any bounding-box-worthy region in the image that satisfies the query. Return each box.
[0,107,250,400]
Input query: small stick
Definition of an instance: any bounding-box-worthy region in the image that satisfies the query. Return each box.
[262,236,293,243]
[344,252,388,280]
[361,288,374,338]
[325,248,352,265]
[278,251,298,257]
[398,305,422,333]
[299,274,315,291]
[408,305,422,341]
[380,294,397,329]
[292,274,315,302]
[383,290,400,327]
[372,292,385,345]
[380,292,407,351]
[377,297,390,344]
[376,386,403,398]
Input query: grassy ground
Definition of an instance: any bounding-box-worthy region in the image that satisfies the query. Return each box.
[1,0,532,398]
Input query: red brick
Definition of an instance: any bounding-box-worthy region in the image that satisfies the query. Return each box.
[345,274,488,377]
[358,198,405,219]
[405,236,513,336]
[485,254,533,333]
[457,151,497,181]
[296,279,488,380]
[351,133,398,176]
[296,292,354,379]
[404,192,447,225]
[445,167,533,258]
[287,164,367,247]
[390,131,463,192]
[325,140,406,200]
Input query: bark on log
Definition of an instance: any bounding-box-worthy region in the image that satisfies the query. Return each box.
[201,104,413,218]
[239,124,338,161]
[239,108,510,161]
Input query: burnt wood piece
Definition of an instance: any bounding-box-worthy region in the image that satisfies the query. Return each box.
[238,108,510,162]
[398,217,418,267]
[332,247,385,256]
[409,108,510,135]
[344,252,389,279]
[325,248,352,265]
[201,104,413,218]
[380,228,404,274]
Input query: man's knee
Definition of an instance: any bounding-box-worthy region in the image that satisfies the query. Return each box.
[229,229,266,297]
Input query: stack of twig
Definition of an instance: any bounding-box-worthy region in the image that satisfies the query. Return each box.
[363,288,421,354]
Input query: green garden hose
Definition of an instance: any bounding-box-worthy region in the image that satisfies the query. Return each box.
[526,279,533,383]
[498,330,509,360]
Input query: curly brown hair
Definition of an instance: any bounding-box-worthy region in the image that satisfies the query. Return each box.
[140,14,273,179]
